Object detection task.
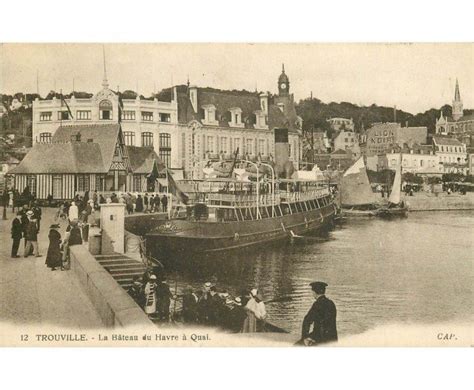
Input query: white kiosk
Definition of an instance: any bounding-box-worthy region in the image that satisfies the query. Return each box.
[99,203,126,254]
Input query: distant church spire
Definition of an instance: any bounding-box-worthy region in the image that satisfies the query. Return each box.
[452,78,463,121]
[282,63,285,73]
[454,78,461,101]
[102,45,109,89]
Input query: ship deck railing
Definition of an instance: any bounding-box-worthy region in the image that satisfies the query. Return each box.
[280,188,330,203]
[206,193,281,208]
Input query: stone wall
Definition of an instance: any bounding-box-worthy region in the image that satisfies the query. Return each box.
[403,193,474,211]
[69,245,154,328]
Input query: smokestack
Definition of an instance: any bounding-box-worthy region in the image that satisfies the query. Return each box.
[274,128,291,178]
[394,105,397,123]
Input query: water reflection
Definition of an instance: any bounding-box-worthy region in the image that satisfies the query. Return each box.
[153,211,473,337]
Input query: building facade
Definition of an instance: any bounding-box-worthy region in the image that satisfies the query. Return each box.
[365,122,427,156]
[327,117,354,131]
[333,129,360,157]
[384,145,440,175]
[169,65,303,178]
[32,75,179,169]
[432,136,468,174]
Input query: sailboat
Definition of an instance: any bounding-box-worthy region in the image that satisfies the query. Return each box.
[376,157,409,218]
[340,157,379,217]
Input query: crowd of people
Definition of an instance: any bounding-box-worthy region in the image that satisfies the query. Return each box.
[127,274,267,333]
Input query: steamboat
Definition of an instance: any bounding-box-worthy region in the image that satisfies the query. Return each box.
[145,176,336,257]
[142,128,336,257]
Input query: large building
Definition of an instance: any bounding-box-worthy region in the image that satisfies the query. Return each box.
[435,79,474,147]
[327,117,354,131]
[31,64,302,179]
[432,136,468,174]
[9,124,163,199]
[167,64,302,178]
[32,72,179,169]
[384,144,440,175]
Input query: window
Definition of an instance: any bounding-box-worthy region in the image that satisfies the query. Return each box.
[440,146,444,152]
[234,138,241,154]
[52,175,62,199]
[159,113,171,123]
[76,110,91,120]
[141,111,153,122]
[234,114,239,124]
[142,132,154,147]
[133,175,142,192]
[246,139,254,155]
[99,100,112,120]
[39,132,52,143]
[221,137,228,153]
[77,174,90,192]
[95,175,105,192]
[27,175,36,195]
[58,111,70,120]
[420,160,424,167]
[391,159,396,166]
[258,139,265,156]
[159,133,171,168]
[123,110,136,120]
[344,138,349,143]
[207,136,215,153]
[123,131,135,146]
[40,111,52,121]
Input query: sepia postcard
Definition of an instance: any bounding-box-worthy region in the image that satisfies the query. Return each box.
[0,43,472,348]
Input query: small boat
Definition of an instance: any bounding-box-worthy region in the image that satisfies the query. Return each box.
[340,157,380,218]
[376,155,408,219]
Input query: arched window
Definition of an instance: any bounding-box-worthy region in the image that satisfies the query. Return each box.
[159,133,171,167]
[141,132,153,147]
[39,132,52,143]
[99,99,113,120]
[123,131,135,146]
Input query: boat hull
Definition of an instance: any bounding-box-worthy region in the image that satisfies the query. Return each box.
[145,203,336,257]
[376,207,409,218]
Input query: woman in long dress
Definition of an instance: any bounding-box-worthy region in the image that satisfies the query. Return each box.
[45,224,62,271]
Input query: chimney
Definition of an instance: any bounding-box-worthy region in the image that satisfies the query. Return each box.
[274,128,292,178]
[393,105,397,123]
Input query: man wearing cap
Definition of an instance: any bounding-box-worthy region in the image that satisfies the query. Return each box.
[182,286,199,324]
[300,281,338,346]
[23,210,41,257]
[10,211,23,258]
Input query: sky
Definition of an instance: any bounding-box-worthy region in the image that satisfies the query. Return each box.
[1,43,472,114]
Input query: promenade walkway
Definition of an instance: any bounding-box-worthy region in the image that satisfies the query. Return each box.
[0,207,103,328]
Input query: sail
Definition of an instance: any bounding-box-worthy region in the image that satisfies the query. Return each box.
[340,157,376,207]
[389,161,402,205]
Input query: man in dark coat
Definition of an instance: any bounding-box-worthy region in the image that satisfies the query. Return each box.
[143,193,149,213]
[11,212,23,258]
[182,286,199,324]
[155,277,172,322]
[135,195,143,212]
[154,195,160,213]
[161,195,168,213]
[300,281,338,346]
[31,202,42,232]
[23,211,41,257]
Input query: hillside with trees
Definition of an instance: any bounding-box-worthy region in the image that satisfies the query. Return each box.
[295,97,473,136]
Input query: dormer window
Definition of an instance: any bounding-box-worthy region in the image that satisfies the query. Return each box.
[201,104,217,125]
[228,107,244,128]
[277,103,285,112]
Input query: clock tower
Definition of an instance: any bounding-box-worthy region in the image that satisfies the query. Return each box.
[278,63,290,96]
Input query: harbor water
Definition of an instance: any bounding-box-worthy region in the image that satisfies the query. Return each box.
[158,211,473,337]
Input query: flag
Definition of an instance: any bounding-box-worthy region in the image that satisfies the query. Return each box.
[227,147,239,178]
[167,169,189,205]
[60,93,74,119]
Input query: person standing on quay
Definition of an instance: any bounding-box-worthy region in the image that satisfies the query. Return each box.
[143,193,149,213]
[161,194,168,213]
[144,274,158,317]
[23,210,41,258]
[10,211,23,258]
[45,224,62,271]
[68,201,79,222]
[299,281,338,346]
[154,194,160,213]
[31,201,42,232]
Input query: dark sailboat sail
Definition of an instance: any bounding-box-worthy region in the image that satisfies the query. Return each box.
[340,157,376,207]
